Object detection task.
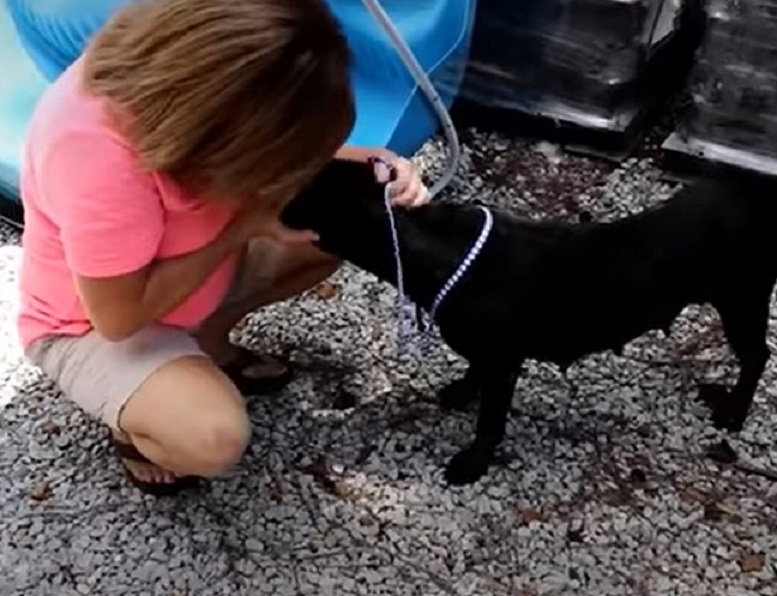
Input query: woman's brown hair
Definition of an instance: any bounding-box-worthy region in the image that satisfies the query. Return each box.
[84,0,355,206]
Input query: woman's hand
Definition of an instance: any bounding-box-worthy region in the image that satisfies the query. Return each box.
[373,153,429,208]
[335,145,430,208]
[231,205,319,246]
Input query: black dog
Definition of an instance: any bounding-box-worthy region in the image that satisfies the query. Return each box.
[282,160,777,485]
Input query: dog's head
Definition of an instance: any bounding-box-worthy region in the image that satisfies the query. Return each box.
[281,159,384,234]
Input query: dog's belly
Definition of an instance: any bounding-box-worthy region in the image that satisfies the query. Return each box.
[438,298,688,370]
[437,311,671,371]
[522,301,687,366]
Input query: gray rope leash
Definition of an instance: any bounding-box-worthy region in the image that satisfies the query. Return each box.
[373,156,493,357]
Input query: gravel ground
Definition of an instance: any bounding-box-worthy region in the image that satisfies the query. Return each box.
[1,129,777,596]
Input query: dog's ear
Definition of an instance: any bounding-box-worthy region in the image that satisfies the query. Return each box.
[280,165,334,230]
[280,192,311,230]
[281,159,385,230]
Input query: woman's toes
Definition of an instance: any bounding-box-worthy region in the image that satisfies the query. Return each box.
[123,459,177,484]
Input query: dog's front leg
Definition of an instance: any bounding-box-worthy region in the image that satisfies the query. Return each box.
[443,364,521,486]
[438,364,482,411]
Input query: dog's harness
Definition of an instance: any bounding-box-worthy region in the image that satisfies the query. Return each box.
[372,157,494,357]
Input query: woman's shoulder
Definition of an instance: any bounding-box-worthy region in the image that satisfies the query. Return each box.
[21,57,159,222]
[27,56,128,156]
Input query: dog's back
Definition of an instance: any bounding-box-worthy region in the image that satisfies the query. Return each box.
[443,179,777,366]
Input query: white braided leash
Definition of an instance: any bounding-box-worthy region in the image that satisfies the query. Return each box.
[381,179,493,357]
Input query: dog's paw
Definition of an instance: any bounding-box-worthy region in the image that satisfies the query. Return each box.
[713,410,745,433]
[438,379,479,411]
[697,383,729,410]
[698,384,745,432]
[443,446,490,486]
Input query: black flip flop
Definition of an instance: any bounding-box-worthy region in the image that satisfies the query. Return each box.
[110,434,202,497]
[219,348,293,396]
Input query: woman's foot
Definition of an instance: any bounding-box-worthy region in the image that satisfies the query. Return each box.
[114,430,177,484]
[110,430,200,496]
[213,345,292,395]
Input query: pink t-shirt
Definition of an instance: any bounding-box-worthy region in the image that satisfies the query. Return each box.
[17,58,239,348]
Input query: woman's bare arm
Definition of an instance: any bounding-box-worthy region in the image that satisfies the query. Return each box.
[75,218,245,341]
[75,208,318,341]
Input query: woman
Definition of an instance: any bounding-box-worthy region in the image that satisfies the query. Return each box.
[18,0,428,495]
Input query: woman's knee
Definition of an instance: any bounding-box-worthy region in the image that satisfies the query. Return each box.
[117,355,252,477]
[129,402,251,478]
[290,246,341,281]
[184,409,251,476]
[246,238,340,281]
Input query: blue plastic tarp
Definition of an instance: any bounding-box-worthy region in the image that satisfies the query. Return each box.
[0,0,475,206]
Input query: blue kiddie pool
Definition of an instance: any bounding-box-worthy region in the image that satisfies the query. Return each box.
[0,0,476,218]
[0,1,46,205]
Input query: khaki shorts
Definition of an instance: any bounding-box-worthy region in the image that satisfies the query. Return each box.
[24,239,284,430]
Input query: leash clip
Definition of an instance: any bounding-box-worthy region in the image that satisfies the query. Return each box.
[368,155,398,183]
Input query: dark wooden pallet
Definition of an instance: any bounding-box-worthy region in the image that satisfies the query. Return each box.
[0,192,23,229]
[661,131,777,186]
[452,1,705,164]
[451,94,656,163]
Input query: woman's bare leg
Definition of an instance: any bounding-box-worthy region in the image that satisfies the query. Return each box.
[117,355,251,482]
[195,240,340,376]
[119,242,338,484]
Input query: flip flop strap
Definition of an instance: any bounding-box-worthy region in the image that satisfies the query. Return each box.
[222,348,263,372]
[111,436,152,464]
